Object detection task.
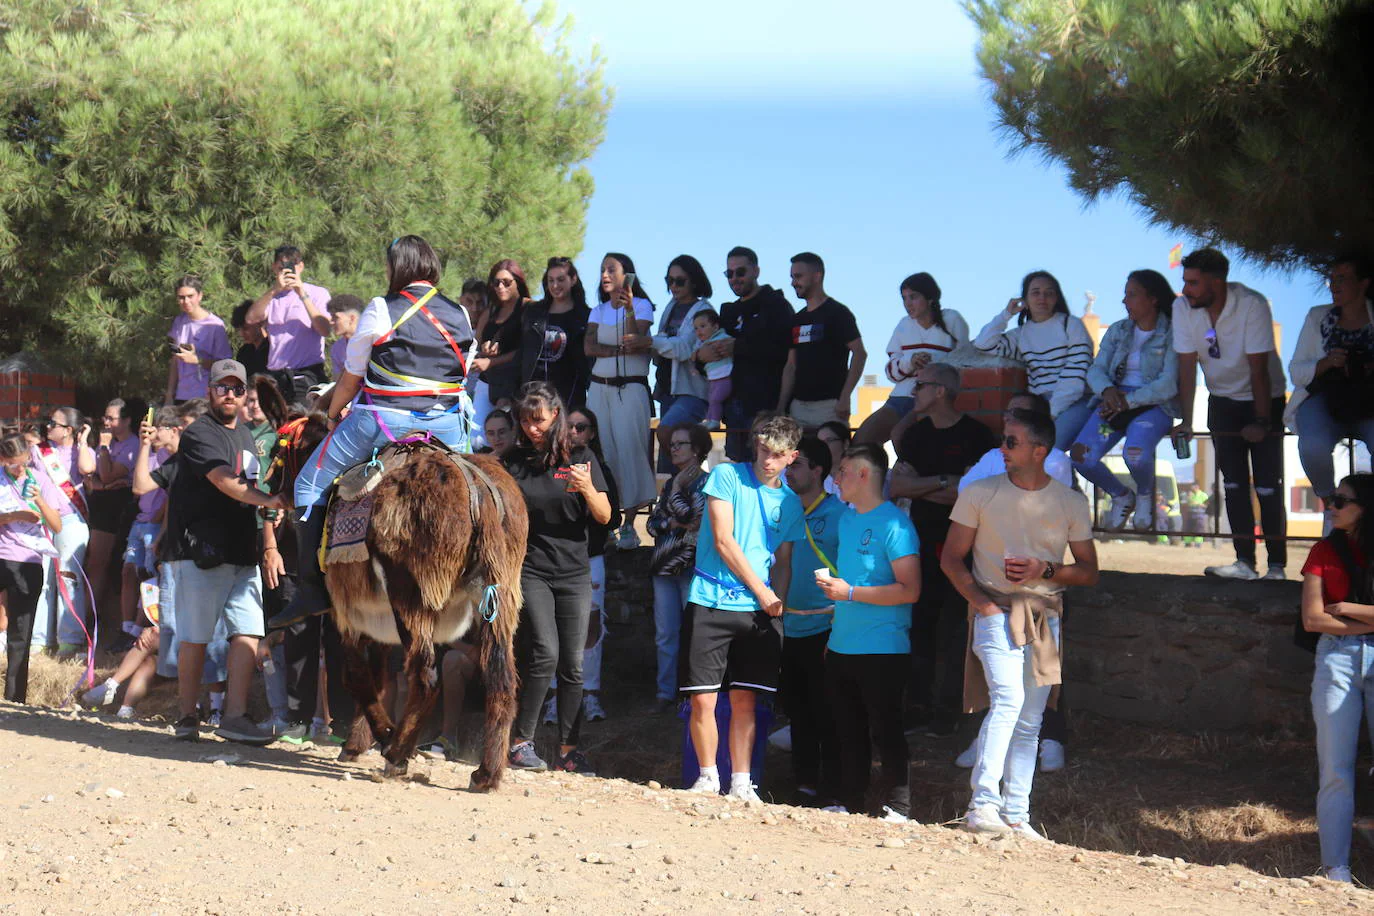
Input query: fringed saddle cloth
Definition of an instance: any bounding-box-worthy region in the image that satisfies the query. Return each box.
[324,493,374,566]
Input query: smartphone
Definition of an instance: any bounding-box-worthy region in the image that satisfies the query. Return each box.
[144,406,155,426]
[623,272,636,292]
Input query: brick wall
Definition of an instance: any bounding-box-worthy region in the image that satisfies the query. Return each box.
[0,371,78,430]
[955,365,1027,434]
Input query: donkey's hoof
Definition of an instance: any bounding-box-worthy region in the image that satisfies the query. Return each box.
[470,766,501,792]
[338,747,363,763]
[383,760,409,779]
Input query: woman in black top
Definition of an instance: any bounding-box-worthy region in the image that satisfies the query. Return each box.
[472,259,529,408]
[503,382,611,774]
[520,257,592,409]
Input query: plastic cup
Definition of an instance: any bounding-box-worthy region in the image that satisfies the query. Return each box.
[815,567,831,581]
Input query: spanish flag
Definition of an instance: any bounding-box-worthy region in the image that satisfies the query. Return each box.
[1168,244,1184,269]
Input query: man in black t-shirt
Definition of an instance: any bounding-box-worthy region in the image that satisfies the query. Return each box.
[231,300,270,381]
[700,246,796,460]
[889,363,997,736]
[776,252,866,429]
[152,359,287,746]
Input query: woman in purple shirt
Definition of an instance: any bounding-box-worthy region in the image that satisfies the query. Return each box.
[1,433,64,702]
[30,407,95,653]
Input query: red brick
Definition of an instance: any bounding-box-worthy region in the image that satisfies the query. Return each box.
[953,392,980,413]
[960,367,1026,390]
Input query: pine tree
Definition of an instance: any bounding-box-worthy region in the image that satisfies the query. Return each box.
[0,0,609,394]
[965,0,1374,269]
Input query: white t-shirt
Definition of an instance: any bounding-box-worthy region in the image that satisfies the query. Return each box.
[959,446,1074,492]
[1119,326,1152,388]
[1171,283,1286,400]
[589,297,655,378]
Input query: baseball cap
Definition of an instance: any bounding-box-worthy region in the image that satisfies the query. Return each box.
[209,359,248,384]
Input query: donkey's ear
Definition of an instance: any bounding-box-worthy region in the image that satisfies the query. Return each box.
[254,373,290,429]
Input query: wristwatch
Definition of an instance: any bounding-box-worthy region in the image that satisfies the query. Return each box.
[1042,562,1056,580]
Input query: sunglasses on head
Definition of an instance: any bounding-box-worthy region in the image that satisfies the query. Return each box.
[1204,327,1220,359]
[1329,494,1361,510]
[723,267,749,280]
[212,383,247,397]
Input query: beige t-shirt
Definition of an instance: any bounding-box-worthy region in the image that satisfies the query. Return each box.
[949,474,1092,598]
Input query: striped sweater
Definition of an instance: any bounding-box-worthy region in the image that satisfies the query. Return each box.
[883,309,970,397]
[973,310,1093,415]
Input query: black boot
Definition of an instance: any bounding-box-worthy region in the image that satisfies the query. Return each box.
[266,507,332,630]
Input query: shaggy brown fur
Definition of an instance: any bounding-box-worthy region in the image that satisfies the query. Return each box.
[280,428,527,791]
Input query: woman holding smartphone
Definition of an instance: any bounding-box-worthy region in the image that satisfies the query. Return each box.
[1,433,63,702]
[504,382,611,774]
[585,252,656,549]
[973,271,1094,450]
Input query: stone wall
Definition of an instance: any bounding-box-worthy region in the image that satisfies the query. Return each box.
[1065,572,1310,732]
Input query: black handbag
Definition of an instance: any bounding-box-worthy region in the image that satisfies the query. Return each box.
[1308,353,1374,425]
[185,518,229,570]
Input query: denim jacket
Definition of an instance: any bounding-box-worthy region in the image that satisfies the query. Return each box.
[1085,316,1180,418]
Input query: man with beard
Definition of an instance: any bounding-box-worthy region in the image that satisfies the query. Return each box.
[700,247,795,460]
[777,252,866,429]
[153,360,287,744]
[1171,248,1288,581]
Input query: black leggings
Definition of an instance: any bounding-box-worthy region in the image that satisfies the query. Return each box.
[2,559,46,703]
[1208,395,1287,567]
[513,570,591,747]
[827,650,910,818]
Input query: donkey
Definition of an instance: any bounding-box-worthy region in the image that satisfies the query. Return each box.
[270,407,526,790]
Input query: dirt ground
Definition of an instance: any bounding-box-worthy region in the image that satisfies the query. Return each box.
[1,540,1367,914]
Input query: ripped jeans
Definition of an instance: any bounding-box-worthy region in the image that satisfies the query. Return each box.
[1208,395,1287,568]
[1070,392,1173,501]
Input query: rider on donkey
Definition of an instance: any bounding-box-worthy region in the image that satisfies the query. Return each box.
[269,234,477,629]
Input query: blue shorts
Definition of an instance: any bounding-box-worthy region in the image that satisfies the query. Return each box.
[882,396,916,418]
[167,560,264,644]
[122,521,161,573]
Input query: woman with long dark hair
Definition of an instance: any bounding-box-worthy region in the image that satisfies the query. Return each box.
[520,257,592,409]
[586,252,657,549]
[1302,472,1374,884]
[472,259,530,409]
[973,270,1094,450]
[1,433,63,702]
[857,271,970,445]
[1069,269,1180,530]
[651,255,713,470]
[283,235,475,626]
[504,382,611,773]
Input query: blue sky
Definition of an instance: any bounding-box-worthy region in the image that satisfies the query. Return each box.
[552,0,1323,371]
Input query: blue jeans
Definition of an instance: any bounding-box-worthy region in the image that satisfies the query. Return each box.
[34,513,88,651]
[1053,396,1094,452]
[294,400,473,508]
[1312,633,1374,869]
[1070,397,1173,499]
[653,572,692,701]
[1297,394,1374,499]
[969,612,1060,823]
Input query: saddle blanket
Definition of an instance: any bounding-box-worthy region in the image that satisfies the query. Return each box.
[324,494,374,565]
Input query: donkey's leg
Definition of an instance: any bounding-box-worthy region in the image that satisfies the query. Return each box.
[339,635,395,761]
[383,633,440,776]
[471,616,520,792]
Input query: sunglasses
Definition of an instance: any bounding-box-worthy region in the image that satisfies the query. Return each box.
[670,440,693,449]
[1001,434,1021,450]
[723,267,749,280]
[49,422,72,430]
[1204,327,1220,359]
[665,276,688,288]
[1329,494,1361,510]
[570,422,591,432]
[212,383,247,397]
[492,277,517,288]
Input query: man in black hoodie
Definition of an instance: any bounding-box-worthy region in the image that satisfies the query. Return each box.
[699,246,795,460]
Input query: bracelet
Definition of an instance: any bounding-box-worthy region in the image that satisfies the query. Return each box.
[847,585,855,602]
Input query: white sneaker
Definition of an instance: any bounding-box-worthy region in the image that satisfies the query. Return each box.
[964,804,1012,834]
[880,806,909,824]
[1039,738,1066,773]
[82,678,119,707]
[727,780,761,803]
[955,740,977,769]
[1132,502,1154,531]
[1262,564,1286,581]
[1204,560,1259,580]
[688,773,720,794]
[1005,819,1049,842]
[542,697,557,725]
[821,805,850,814]
[207,710,223,729]
[116,705,135,719]
[583,693,606,722]
[1106,491,1137,530]
[1317,864,1353,883]
[767,724,793,751]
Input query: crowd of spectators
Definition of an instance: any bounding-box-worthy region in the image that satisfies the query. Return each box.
[1,243,1372,884]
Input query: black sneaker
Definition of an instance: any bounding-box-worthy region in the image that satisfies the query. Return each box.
[174,715,201,741]
[214,715,278,746]
[508,740,548,771]
[555,749,596,776]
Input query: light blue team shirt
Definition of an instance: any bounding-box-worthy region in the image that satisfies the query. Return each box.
[688,462,805,613]
[784,492,848,638]
[828,501,921,655]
